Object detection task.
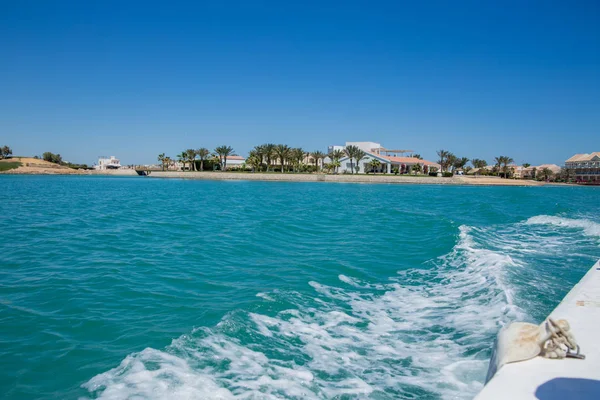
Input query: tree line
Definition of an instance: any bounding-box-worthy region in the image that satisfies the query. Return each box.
[435,150,574,181]
[156,145,574,181]
[437,150,520,178]
[157,146,235,171]
[159,144,378,174]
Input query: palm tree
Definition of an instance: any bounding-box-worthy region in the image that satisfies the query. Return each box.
[246,150,262,172]
[494,156,503,176]
[368,159,381,173]
[289,148,305,173]
[471,159,488,169]
[498,156,514,178]
[185,149,197,171]
[522,163,531,168]
[437,150,455,172]
[330,159,341,174]
[196,148,210,171]
[344,145,359,174]
[437,150,448,171]
[411,163,422,174]
[539,167,553,181]
[354,149,366,174]
[330,149,345,173]
[252,145,266,172]
[446,153,457,173]
[411,154,423,160]
[274,144,290,173]
[214,145,234,171]
[454,157,469,172]
[164,156,172,170]
[311,151,325,172]
[177,152,187,171]
[158,153,166,171]
[328,149,345,174]
[559,167,573,182]
[263,143,276,172]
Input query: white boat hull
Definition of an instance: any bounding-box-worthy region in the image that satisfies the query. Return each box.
[475,260,600,399]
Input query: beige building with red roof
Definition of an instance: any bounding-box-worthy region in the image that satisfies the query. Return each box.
[565,152,600,182]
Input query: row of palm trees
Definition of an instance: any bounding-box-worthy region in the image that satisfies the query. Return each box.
[158,143,377,174]
[493,155,516,178]
[160,146,520,178]
[436,150,470,173]
[437,150,520,178]
[158,146,235,171]
[245,144,369,174]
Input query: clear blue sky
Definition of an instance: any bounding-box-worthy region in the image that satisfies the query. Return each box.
[1,0,599,165]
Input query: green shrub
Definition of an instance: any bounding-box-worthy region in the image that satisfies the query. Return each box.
[0,161,21,171]
[442,172,453,177]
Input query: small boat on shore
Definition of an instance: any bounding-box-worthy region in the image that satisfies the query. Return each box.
[475,259,600,399]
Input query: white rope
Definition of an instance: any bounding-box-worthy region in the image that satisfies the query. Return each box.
[540,318,584,360]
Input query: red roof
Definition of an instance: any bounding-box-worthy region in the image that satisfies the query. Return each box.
[227,156,245,160]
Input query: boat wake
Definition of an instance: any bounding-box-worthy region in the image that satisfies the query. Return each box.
[84,224,528,399]
[525,215,600,241]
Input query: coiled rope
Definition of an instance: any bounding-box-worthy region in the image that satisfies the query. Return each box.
[541,318,585,360]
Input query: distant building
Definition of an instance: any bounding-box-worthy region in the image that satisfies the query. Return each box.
[329,141,440,174]
[521,164,561,179]
[467,166,491,175]
[565,153,600,183]
[510,165,524,178]
[174,161,187,171]
[328,141,382,155]
[95,156,122,170]
[226,155,246,169]
[537,164,562,174]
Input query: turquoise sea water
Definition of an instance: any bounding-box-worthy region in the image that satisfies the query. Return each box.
[1,176,599,399]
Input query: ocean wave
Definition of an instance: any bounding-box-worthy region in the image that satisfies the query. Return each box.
[525,215,600,239]
[83,225,523,400]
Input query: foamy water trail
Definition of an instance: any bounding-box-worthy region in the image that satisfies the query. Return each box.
[525,215,600,240]
[84,225,525,400]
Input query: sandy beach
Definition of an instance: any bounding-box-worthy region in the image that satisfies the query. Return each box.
[147,171,547,186]
[0,159,554,185]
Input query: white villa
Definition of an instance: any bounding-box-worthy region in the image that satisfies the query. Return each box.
[94,156,122,170]
[328,142,440,174]
[565,152,600,183]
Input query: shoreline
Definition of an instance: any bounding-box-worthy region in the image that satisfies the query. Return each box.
[145,171,548,186]
[1,166,578,186]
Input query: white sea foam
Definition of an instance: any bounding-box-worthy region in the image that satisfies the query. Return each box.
[525,215,600,239]
[83,225,526,400]
[256,292,275,301]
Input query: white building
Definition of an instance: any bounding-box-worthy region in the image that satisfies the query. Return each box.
[223,155,246,169]
[95,156,122,170]
[328,141,383,155]
[330,141,440,174]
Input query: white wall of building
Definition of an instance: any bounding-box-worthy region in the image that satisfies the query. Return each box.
[226,158,245,167]
[345,142,381,152]
[328,142,382,155]
[339,153,390,174]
